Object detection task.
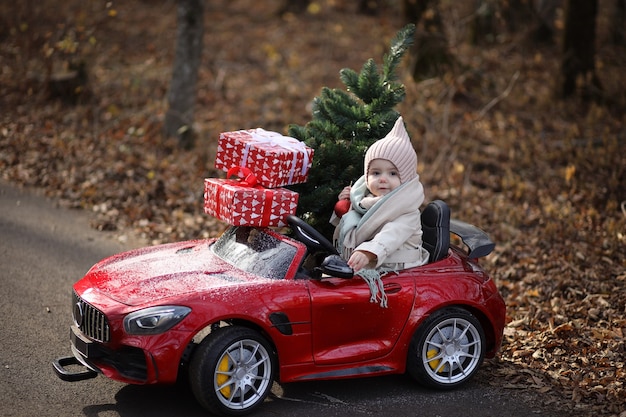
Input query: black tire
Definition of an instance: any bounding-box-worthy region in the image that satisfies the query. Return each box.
[189,326,275,416]
[407,307,486,389]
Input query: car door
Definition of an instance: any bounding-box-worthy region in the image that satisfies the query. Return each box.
[307,272,415,365]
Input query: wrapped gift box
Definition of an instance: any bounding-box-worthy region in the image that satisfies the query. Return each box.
[204,177,298,227]
[215,128,314,188]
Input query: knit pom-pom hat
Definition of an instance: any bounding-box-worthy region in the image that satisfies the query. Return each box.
[364,116,417,183]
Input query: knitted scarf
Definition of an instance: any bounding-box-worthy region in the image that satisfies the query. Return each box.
[334,175,424,307]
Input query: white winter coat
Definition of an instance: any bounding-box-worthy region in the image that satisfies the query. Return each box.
[331,175,430,270]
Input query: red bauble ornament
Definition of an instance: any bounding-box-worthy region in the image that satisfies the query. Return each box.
[334,199,351,217]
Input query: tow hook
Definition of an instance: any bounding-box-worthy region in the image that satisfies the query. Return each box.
[53,356,98,382]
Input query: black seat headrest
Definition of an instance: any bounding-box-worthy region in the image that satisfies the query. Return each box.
[421,200,451,263]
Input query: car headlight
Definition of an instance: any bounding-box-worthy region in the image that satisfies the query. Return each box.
[123,306,191,335]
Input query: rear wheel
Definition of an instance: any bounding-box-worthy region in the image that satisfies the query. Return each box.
[407,308,485,389]
[189,326,275,416]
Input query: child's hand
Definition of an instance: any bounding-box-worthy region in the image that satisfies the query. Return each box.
[334,186,353,217]
[348,250,375,272]
[338,186,351,200]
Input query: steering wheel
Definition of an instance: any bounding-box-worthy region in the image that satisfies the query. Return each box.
[286,215,338,255]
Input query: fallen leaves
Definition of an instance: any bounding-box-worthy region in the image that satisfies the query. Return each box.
[1,0,625,415]
[499,253,626,415]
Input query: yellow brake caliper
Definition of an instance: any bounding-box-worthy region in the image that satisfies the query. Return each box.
[427,348,441,371]
[217,355,231,397]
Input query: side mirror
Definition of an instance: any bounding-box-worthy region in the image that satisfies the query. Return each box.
[316,255,354,279]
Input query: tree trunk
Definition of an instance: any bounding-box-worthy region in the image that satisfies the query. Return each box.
[470,0,497,44]
[611,0,625,45]
[402,0,429,26]
[358,0,382,15]
[278,0,310,15]
[403,0,454,81]
[164,0,204,149]
[530,0,559,44]
[501,0,534,34]
[559,0,602,100]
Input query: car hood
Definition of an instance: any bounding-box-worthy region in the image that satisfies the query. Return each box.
[84,240,250,306]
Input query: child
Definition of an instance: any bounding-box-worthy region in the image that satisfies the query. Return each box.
[331,116,429,306]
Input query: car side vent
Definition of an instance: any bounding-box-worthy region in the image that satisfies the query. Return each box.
[269,312,293,336]
[72,291,111,343]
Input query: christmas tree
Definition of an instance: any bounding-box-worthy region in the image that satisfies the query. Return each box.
[288,24,416,238]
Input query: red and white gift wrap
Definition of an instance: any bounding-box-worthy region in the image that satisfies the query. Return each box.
[203,169,299,227]
[214,128,314,188]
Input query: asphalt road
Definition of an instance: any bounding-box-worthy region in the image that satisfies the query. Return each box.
[0,180,568,417]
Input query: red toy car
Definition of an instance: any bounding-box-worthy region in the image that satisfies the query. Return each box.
[54,200,505,416]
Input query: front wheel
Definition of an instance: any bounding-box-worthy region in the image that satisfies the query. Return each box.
[407,307,485,389]
[189,326,275,416]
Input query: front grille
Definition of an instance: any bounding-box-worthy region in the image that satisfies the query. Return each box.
[72,291,110,343]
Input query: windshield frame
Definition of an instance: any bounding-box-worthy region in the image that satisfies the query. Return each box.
[210,226,306,280]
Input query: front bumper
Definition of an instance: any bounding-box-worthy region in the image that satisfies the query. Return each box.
[53,354,99,382]
[52,324,148,383]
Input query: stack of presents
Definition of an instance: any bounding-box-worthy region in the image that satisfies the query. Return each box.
[204,128,314,227]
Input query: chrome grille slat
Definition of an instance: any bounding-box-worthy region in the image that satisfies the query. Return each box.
[72,291,110,343]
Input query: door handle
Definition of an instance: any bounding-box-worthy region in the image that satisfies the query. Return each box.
[383,282,402,294]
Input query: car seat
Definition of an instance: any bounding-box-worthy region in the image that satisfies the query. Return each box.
[421,200,450,263]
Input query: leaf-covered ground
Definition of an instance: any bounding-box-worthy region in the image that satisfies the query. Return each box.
[1,1,624,415]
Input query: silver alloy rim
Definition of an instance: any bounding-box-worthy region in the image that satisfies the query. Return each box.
[422,317,482,385]
[214,339,272,410]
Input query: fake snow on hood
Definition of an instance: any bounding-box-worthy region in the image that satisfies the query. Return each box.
[86,240,256,306]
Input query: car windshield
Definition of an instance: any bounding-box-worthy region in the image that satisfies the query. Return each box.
[211,226,297,280]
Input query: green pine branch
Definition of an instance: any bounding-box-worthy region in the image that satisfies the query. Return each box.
[288,24,416,238]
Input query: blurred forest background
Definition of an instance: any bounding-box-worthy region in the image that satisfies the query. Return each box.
[0,0,624,415]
